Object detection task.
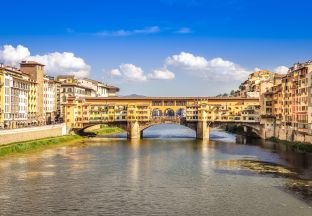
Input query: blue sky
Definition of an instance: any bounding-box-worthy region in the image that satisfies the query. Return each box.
[1,0,312,96]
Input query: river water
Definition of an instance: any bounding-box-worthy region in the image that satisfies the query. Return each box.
[0,124,311,216]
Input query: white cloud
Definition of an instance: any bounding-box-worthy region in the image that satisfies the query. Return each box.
[111,64,147,81]
[111,64,175,81]
[166,52,250,81]
[96,26,160,37]
[166,52,208,70]
[89,26,195,37]
[148,68,175,80]
[111,68,122,77]
[176,27,192,34]
[0,44,91,78]
[0,45,30,66]
[29,52,90,78]
[274,65,289,74]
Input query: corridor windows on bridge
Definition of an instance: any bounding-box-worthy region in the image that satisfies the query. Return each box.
[176,100,186,106]
[152,100,162,106]
[164,100,174,106]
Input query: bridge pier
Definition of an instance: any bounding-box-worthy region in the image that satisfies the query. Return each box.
[127,121,141,139]
[196,121,210,140]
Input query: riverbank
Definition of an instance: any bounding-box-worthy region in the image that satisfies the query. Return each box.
[92,127,124,135]
[0,123,67,145]
[267,137,312,153]
[84,125,124,136]
[0,135,82,157]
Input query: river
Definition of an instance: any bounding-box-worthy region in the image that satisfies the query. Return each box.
[0,124,311,215]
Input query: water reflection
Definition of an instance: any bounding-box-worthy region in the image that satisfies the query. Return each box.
[214,159,297,177]
[236,135,312,179]
[0,125,311,215]
[128,139,141,185]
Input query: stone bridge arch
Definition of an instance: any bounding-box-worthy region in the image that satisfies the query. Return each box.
[241,123,263,138]
[210,122,263,139]
[74,121,128,136]
[140,119,197,133]
[127,117,209,140]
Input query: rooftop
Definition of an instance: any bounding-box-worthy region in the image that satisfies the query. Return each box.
[56,75,75,79]
[81,96,260,101]
[20,61,45,66]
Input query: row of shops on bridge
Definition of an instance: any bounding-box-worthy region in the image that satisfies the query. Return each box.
[64,96,260,129]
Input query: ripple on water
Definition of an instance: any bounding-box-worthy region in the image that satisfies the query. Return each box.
[0,127,311,215]
[214,159,312,205]
[16,171,55,180]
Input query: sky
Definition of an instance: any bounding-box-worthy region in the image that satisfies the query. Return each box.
[0,0,312,96]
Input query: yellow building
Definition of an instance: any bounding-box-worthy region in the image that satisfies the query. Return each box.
[237,70,276,98]
[65,96,260,129]
[20,61,45,125]
[27,79,38,125]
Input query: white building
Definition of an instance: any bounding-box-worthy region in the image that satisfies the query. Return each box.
[77,78,119,97]
[43,76,59,124]
[56,75,119,120]
[2,66,30,128]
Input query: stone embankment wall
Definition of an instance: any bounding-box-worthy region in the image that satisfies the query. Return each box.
[0,124,68,145]
[263,124,312,143]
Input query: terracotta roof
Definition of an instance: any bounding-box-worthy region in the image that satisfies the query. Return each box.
[56,75,75,79]
[106,85,119,90]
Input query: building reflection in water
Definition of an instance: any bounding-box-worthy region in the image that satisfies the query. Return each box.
[128,139,141,185]
[236,135,312,179]
[198,139,213,175]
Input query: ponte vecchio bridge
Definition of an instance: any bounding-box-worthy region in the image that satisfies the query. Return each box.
[65,96,261,140]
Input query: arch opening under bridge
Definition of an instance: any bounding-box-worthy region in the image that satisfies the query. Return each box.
[212,122,263,139]
[140,123,196,139]
[74,121,262,140]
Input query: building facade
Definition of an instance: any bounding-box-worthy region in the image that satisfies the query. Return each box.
[0,61,119,129]
[43,76,60,124]
[236,70,276,98]
[20,61,45,125]
[64,97,260,129]
[57,75,119,120]
[260,60,312,141]
[77,78,119,97]
[0,65,30,128]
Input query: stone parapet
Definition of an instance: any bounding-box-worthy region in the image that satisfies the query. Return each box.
[0,123,67,145]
